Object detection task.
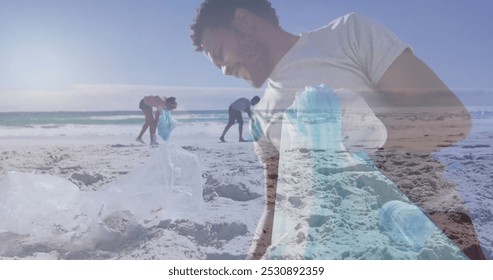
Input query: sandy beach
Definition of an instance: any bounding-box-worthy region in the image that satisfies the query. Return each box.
[0,131,266,259]
[0,109,492,260]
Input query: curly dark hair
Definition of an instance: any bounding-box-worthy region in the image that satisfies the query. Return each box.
[166,96,177,106]
[190,0,279,51]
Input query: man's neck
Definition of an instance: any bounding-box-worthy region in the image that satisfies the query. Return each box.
[269,29,300,69]
[256,25,299,82]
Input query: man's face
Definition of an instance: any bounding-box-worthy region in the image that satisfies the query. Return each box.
[201,27,271,88]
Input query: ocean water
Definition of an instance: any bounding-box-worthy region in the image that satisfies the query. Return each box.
[0,110,229,139]
[1,105,491,138]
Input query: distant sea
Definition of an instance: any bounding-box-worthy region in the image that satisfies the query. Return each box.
[0,93,491,139]
[0,110,229,138]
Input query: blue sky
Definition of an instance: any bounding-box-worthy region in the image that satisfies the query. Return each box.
[0,0,492,111]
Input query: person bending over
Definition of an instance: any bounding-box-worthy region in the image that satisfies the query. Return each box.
[220,96,260,142]
[190,0,482,259]
[136,96,177,146]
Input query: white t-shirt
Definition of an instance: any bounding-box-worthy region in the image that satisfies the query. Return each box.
[253,13,410,158]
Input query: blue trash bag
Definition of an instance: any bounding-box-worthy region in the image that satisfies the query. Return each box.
[157,110,177,141]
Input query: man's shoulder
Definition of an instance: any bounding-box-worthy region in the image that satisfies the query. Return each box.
[232,97,248,104]
[312,12,368,33]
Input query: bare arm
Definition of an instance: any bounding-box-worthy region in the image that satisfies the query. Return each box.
[247,149,279,260]
[153,109,161,126]
[374,49,471,153]
[245,106,253,119]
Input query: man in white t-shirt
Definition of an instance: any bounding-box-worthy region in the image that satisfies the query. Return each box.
[191,0,482,259]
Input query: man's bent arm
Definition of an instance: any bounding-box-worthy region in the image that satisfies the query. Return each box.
[374,49,472,153]
[247,150,279,259]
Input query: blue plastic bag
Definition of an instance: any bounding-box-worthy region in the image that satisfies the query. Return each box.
[157,110,177,141]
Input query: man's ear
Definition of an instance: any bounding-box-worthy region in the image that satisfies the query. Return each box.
[231,8,255,34]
